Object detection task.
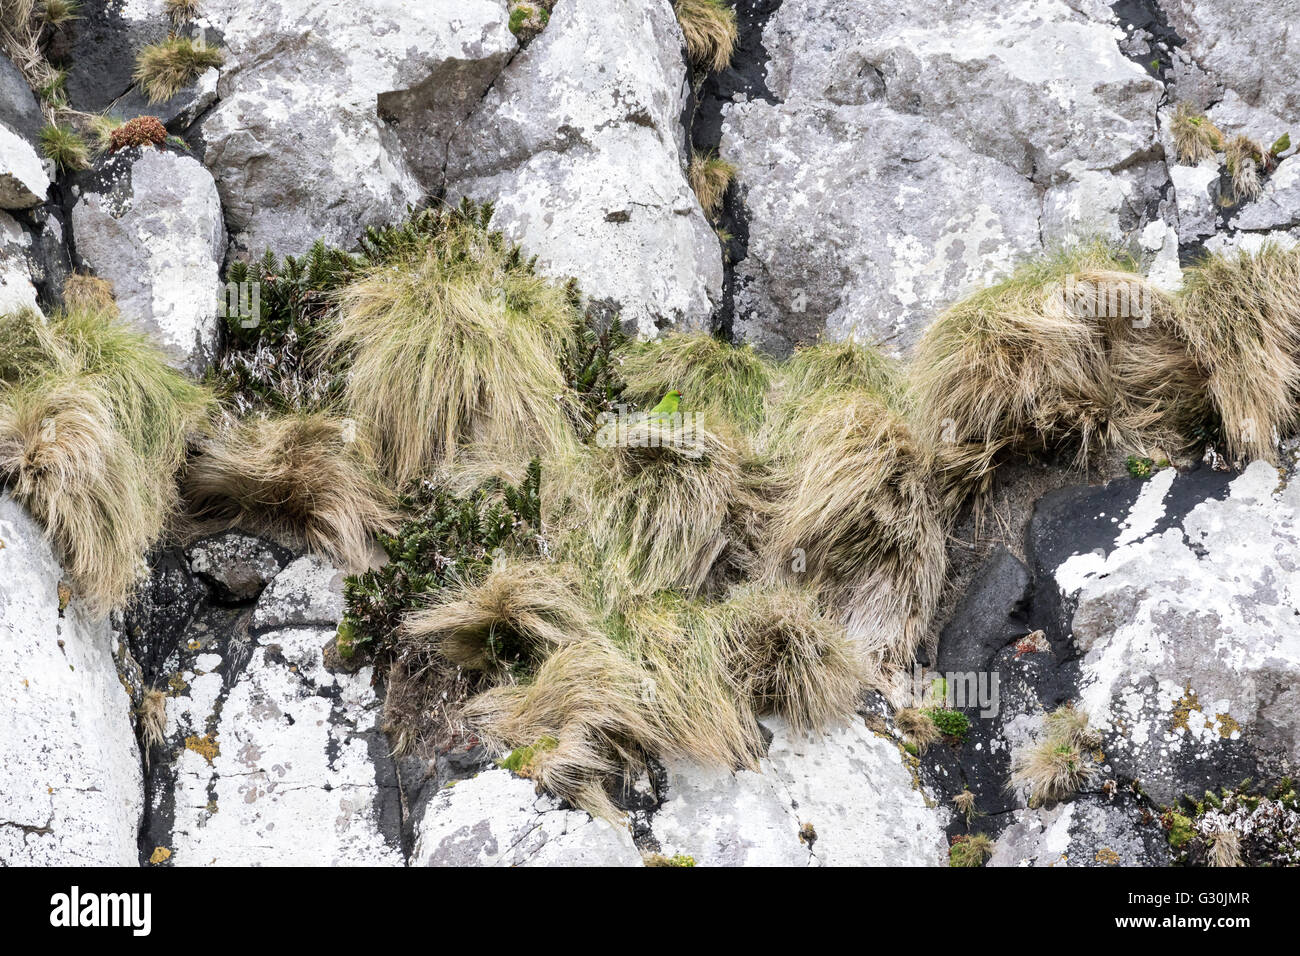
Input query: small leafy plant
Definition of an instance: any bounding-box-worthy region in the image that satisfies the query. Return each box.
[108,115,168,153]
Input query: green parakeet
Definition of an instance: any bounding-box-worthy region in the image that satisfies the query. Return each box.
[650,390,682,417]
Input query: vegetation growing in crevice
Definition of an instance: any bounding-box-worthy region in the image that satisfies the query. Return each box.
[1009,704,1099,806]
[1163,780,1300,866]
[0,304,213,611]
[133,35,224,104]
[1171,102,1224,164]
[674,0,737,73]
[688,150,736,218]
[949,833,993,867]
[38,121,88,170]
[507,0,552,43]
[108,115,168,153]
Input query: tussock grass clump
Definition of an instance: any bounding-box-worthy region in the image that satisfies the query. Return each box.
[552,416,750,608]
[39,123,89,171]
[949,833,993,867]
[328,202,581,488]
[688,150,736,218]
[181,412,398,572]
[674,0,737,73]
[400,560,600,674]
[761,388,945,675]
[1175,243,1300,462]
[39,0,79,25]
[133,36,224,104]
[1225,135,1266,202]
[465,637,673,820]
[1170,102,1223,164]
[1009,704,1098,805]
[164,0,198,27]
[764,339,907,450]
[895,707,941,753]
[62,274,116,312]
[1208,828,1243,868]
[0,307,212,610]
[711,584,865,734]
[616,331,772,431]
[912,242,1202,516]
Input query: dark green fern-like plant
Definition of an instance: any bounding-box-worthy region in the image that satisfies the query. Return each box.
[337,460,544,660]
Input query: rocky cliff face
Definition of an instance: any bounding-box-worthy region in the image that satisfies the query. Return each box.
[1,0,1299,867]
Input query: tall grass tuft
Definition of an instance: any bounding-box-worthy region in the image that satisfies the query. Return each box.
[181,411,399,572]
[616,331,772,432]
[0,307,213,610]
[133,36,224,103]
[1174,243,1300,462]
[328,203,581,489]
[674,0,737,73]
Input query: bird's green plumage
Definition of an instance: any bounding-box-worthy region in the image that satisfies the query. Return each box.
[650,390,682,416]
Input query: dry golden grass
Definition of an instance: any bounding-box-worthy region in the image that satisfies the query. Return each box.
[1170,102,1224,164]
[1009,704,1098,805]
[616,331,772,432]
[550,415,751,609]
[1225,135,1265,202]
[401,559,600,674]
[711,584,865,734]
[0,307,212,611]
[62,274,116,313]
[1208,828,1242,867]
[912,243,1201,518]
[181,412,398,571]
[895,707,942,752]
[688,150,737,218]
[761,388,945,676]
[133,36,224,104]
[329,217,580,489]
[674,0,737,72]
[1174,243,1300,462]
[465,637,673,820]
[164,0,198,27]
[139,687,167,765]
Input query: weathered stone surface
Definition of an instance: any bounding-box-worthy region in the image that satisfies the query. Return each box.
[0,52,43,144]
[445,0,721,336]
[1169,160,1221,243]
[649,717,948,866]
[158,624,403,866]
[411,770,642,867]
[0,210,40,313]
[60,0,171,113]
[1054,462,1300,805]
[250,554,345,632]
[989,794,1173,867]
[187,532,290,603]
[0,121,50,210]
[0,494,143,865]
[724,0,1163,354]
[195,0,516,259]
[70,146,226,374]
[1159,0,1300,121]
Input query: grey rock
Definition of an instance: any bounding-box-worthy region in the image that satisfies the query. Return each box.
[251,554,345,632]
[1169,160,1222,243]
[187,532,290,603]
[1160,0,1300,121]
[724,0,1162,354]
[649,717,949,866]
[1054,463,1300,805]
[410,770,642,867]
[0,210,40,313]
[0,53,43,143]
[1230,155,1300,232]
[445,0,722,336]
[989,794,1173,867]
[0,494,143,865]
[194,0,516,259]
[60,0,171,113]
[0,121,50,210]
[157,624,403,865]
[70,147,226,375]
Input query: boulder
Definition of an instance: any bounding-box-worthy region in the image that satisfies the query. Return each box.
[144,555,403,866]
[1056,462,1300,806]
[723,0,1163,354]
[194,0,516,259]
[989,793,1174,867]
[186,532,291,603]
[250,554,344,632]
[647,717,949,866]
[445,0,722,336]
[0,494,143,865]
[410,770,642,867]
[70,146,226,374]
[0,210,40,313]
[0,122,50,210]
